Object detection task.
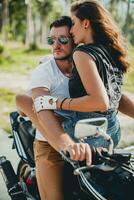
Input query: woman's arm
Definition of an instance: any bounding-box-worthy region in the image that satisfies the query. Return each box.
[119,94,134,118]
[57,51,109,112]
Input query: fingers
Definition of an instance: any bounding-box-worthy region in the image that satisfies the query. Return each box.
[66,143,92,166]
[85,143,92,166]
[67,144,76,159]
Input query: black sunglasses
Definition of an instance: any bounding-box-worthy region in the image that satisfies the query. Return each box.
[47,36,71,45]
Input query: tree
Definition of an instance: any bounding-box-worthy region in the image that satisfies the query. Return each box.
[123,0,131,36]
[0,0,2,32]
[107,0,134,44]
[25,0,34,47]
[36,0,53,45]
[9,0,26,42]
[24,0,54,48]
[1,0,9,41]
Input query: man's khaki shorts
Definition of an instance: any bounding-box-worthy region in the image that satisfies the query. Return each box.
[33,139,63,166]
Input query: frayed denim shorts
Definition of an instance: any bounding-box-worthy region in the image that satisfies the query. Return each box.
[62,111,121,149]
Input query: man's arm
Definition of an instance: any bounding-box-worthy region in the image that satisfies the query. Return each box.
[16,93,75,150]
[16,94,46,133]
[32,87,92,165]
[118,94,134,118]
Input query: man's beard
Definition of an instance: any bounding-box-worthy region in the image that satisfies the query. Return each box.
[54,53,72,61]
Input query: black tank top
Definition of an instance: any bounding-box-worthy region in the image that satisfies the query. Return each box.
[69,44,123,114]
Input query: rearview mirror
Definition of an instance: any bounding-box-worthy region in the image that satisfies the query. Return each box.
[74,117,108,139]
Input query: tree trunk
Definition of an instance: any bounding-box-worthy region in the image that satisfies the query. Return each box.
[124,0,131,36]
[0,2,2,32]
[1,0,9,41]
[40,16,49,47]
[25,0,34,47]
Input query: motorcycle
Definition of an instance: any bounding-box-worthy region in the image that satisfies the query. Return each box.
[0,111,134,200]
[0,111,39,200]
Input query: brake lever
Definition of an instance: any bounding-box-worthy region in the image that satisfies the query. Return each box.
[59,150,78,168]
[91,147,111,164]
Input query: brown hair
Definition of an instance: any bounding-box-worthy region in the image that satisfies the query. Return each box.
[71,0,130,73]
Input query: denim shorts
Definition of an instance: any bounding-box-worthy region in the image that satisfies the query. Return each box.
[62,111,121,149]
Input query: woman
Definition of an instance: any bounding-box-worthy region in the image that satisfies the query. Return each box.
[34,0,129,151]
[64,0,129,147]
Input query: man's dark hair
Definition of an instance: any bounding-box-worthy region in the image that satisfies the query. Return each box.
[50,16,72,30]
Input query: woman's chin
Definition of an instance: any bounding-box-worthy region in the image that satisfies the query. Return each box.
[74,39,82,45]
[74,39,78,45]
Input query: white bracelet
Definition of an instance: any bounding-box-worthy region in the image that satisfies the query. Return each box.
[34,95,58,112]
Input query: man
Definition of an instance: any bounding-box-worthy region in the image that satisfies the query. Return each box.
[16,16,134,200]
[16,16,93,200]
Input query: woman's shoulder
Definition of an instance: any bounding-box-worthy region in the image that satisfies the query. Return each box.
[75,44,116,65]
[73,43,105,55]
[73,43,105,62]
[74,43,101,49]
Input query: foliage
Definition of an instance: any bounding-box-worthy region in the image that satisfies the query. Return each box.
[107,0,134,44]
[0,0,134,45]
[123,46,134,92]
[126,11,134,44]
[0,43,51,132]
[29,43,38,51]
[36,0,53,18]
[0,88,16,132]
[0,44,51,74]
[8,0,27,41]
[0,39,4,54]
[47,1,63,25]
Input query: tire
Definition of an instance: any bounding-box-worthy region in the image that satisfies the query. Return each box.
[17,160,30,180]
[17,160,40,200]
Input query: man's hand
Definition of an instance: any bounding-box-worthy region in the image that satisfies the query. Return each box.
[65,143,92,166]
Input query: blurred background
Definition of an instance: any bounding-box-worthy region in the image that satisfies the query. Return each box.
[0,0,134,147]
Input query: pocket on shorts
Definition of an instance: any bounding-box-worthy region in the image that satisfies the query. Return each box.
[33,140,51,161]
[33,140,63,163]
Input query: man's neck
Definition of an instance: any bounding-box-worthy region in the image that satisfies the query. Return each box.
[55,58,72,77]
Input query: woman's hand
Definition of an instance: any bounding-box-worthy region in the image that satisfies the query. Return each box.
[65,143,92,166]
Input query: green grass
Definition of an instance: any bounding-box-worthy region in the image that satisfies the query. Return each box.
[0,46,51,74]
[0,43,133,90]
[0,44,51,132]
[0,88,16,132]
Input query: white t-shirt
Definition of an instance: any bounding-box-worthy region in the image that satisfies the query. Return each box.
[28,56,72,141]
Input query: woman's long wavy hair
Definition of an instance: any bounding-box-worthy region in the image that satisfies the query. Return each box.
[71,0,130,73]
